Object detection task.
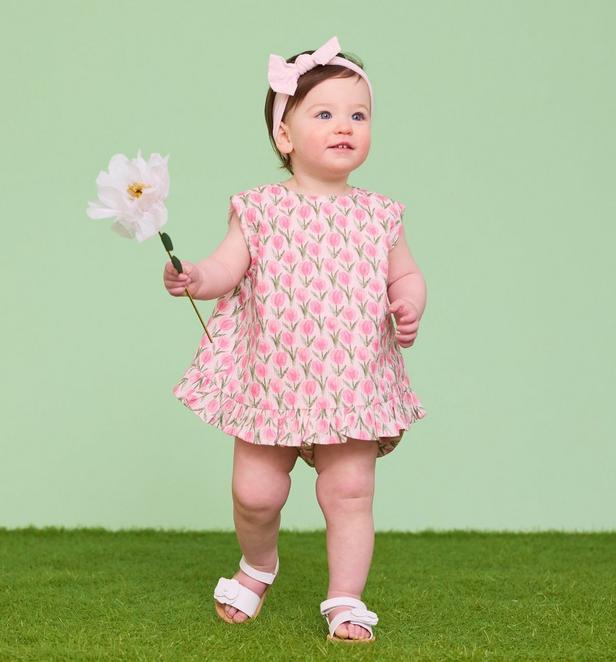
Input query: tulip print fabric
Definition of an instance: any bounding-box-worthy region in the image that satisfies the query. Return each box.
[172,183,426,468]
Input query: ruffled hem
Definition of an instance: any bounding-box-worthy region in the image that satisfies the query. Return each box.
[172,370,426,468]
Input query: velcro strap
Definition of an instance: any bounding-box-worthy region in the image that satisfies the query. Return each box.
[213,577,261,617]
[239,555,279,584]
[320,596,365,614]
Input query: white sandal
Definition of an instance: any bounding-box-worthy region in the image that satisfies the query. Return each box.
[213,555,279,623]
[320,596,379,643]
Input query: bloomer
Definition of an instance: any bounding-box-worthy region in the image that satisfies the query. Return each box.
[295,432,406,468]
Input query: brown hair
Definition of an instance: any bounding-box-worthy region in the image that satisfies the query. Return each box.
[264,49,367,175]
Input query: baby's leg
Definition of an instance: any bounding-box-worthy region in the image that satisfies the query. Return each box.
[313,438,379,640]
[223,436,298,622]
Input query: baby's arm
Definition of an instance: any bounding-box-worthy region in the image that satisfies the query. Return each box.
[387,225,427,320]
[192,212,251,300]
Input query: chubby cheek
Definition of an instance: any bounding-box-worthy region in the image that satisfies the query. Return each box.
[355,133,371,159]
[305,133,330,158]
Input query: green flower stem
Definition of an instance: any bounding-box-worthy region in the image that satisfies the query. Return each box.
[159,232,213,344]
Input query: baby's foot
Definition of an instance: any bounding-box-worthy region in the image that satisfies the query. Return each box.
[327,606,372,640]
[220,569,270,623]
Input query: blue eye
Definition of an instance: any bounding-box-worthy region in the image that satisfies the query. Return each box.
[316,111,366,120]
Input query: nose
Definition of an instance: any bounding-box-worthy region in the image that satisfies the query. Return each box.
[334,117,353,133]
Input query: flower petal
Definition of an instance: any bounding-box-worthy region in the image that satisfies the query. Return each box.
[86,201,118,219]
[110,220,135,239]
[97,185,127,210]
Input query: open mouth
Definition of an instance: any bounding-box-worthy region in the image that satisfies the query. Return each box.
[329,143,354,150]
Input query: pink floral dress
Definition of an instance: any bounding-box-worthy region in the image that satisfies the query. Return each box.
[172,182,426,468]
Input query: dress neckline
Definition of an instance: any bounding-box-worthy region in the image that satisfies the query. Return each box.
[275,182,358,200]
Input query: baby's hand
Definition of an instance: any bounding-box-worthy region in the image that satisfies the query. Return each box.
[389,298,420,348]
[163,260,203,297]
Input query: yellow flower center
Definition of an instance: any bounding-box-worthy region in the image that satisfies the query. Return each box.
[127,182,151,199]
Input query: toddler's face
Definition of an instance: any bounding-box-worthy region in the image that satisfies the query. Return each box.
[277,75,371,179]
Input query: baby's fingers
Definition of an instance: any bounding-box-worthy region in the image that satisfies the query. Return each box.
[165,261,179,277]
[395,321,419,334]
[165,261,188,281]
[396,327,417,338]
[395,326,418,347]
[400,313,419,324]
[396,334,416,348]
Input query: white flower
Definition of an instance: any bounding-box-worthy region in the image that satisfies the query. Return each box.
[214,578,240,602]
[86,149,170,243]
[349,607,378,625]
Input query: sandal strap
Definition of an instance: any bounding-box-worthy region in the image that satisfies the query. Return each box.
[213,577,261,617]
[326,607,378,639]
[320,597,378,640]
[320,596,365,614]
[239,555,279,585]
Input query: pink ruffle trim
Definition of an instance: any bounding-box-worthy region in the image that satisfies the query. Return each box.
[172,370,426,468]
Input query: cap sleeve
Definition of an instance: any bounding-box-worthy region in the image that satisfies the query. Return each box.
[227,190,260,268]
[388,200,406,250]
[227,193,244,224]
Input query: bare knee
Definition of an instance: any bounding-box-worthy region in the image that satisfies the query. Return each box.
[232,468,292,517]
[314,439,377,515]
[231,437,297,516]
[316,469,374,516]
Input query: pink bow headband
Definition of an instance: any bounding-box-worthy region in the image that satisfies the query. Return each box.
[268,35,373,141]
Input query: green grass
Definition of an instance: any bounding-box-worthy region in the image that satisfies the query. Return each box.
[0,529,614,661]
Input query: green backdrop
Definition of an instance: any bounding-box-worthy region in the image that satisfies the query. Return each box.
[1,0,614,531]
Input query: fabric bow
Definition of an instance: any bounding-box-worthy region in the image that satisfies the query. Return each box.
[268,35,341,96]
[214,577,240,602]
[349,607,379,625]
